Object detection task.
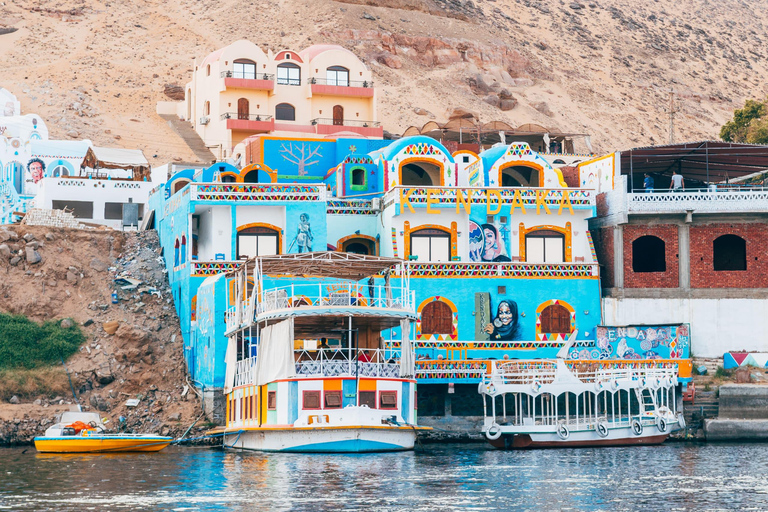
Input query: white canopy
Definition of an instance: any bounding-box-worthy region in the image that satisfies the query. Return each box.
[399,319,414,378]
[255,318,296,386]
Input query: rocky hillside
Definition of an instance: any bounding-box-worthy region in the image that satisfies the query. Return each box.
[1,0,766,158]
[0,225,203,445]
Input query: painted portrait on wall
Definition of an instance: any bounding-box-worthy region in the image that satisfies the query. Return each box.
[481,223,510,262]
[476,295,521,341]
[289,213,313,253]
[27,157,45,184]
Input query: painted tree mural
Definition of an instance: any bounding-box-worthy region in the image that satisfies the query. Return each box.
[279,142,322,176]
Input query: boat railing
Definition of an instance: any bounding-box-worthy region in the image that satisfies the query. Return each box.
[256,282,416,315]
[488,361,679,387]
[294,348,401,378]
[234,356,257,387]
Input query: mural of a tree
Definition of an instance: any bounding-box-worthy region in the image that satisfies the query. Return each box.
[279,142,322,176]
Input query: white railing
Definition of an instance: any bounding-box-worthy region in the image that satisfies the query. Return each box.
[234,356,257,387]
[490,361,678,386]
[627,188,768,213]
[191,183,326,202]
[295,348,401,378]
[256,282,416,315]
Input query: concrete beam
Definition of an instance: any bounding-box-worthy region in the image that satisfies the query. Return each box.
[719,384,768,419]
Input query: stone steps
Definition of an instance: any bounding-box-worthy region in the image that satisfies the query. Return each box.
[158,114,216,164]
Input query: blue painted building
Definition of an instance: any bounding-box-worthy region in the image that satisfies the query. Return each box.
[148,134,690,413]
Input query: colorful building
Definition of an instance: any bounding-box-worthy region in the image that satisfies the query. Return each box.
[148,134,691,422]
[169,41,381,162]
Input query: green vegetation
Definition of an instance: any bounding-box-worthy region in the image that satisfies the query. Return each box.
[720,98,768,144]
[714,366,733,379]
[0,367,72,401]
[0,313,84,370]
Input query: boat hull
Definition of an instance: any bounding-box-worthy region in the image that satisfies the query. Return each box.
[34,436,173,453]
[223,426,418,453]
[487,425,672,450]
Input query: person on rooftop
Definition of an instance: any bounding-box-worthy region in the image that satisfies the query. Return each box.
[670,170,685,192]
[643,173,654,193]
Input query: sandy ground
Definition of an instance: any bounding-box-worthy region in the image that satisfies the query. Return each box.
[0,0,766,159]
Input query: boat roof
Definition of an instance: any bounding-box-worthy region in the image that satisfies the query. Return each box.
[247,252,405,280]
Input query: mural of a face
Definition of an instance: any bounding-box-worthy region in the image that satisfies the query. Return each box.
[27,158,45,183]
[480,223,510,262]
[483,299,520,341]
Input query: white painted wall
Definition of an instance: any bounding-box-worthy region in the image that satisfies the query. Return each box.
[196,205,232,260]
[35,177,155,229]
[603,297,768,357]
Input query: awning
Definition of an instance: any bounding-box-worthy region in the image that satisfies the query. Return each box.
[82,146,150,179]
[245,252,405,281]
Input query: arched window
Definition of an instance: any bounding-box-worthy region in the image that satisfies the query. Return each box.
[345,242,369,255]
[401,162,441,186]
[221,174,237,183]
[421,300,453,335]
[410,228,450,262]
[333,105,344,126]
[526,230,565,263]
[327,66,349,86]
[237,98,249,120]
[275,103,295,121]
[174,238,180,267]
[242,169,262,183]
[632,235,666,273]
[277,63,301,86]
[539,304,571,334]
[51,165,70,177]
[181,235,187,264]
[340,237,376,255]
[501,165,539,187]
[351,167,366,189]
[237,226,279,258]
[713,234,746,271]
[233,59,256,79]
[172,179,190,194]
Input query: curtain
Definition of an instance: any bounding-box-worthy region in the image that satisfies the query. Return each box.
[224,337,237,393]
[399,319,414,378]
[255,318,295,386]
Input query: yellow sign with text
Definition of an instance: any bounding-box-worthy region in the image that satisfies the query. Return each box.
[399,188,575,215]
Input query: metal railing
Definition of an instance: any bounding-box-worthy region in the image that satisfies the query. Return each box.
[221,71,275,81]
[220,113,273,121]
[627,187,768,213]
[295,348,400,378]
[310,118,381,128]
[489,361,679,386]
[234,356,257,387]
[276,77,301,86]
[256,282,416,315]
[310,78,374,88]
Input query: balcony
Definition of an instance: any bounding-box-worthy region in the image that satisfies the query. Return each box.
[190,183,327,203]
[221,71,275,91]
[310,117,382,137]
[220,112,274,132]
[310,78,374,98]
[626,187,768,214]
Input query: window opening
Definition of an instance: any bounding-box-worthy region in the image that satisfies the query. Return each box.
[410,229,450,262]
[632,235,666,273]
[277,63,301,86]
[713,234,747,271]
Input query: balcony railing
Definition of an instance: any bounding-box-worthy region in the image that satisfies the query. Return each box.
[387,186,595,211]
[221,71,275,80]
[256,282,415,315]
[191,183,326,202]
[310,118,380,128]
[309,78,374,88]
[276,77,301,86]
[626,187,768,213]
[220,113,273,121]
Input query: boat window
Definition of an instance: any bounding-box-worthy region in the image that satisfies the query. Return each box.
[379,391,398,409]
[359,391,376,408]
[324,391,342,409]
[539,304,571,334]
[267,391,277,410]
[420,300,453,335]
[410,228,450,262]
[525,230,564,263]
[303,390,321,409]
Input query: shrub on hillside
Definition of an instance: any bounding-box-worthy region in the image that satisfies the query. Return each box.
[0,313,84,369]
[720,98,768,144]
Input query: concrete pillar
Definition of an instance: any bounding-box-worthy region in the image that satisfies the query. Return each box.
[613,225,624,288]
[445,386,453,417]
[678,223,690,290]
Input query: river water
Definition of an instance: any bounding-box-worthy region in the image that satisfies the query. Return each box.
[1,443,766,511]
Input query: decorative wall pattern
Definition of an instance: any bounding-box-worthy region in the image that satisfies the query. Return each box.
[193,184,325,202]
[191,261,243,276]
[403,263,599,278]
[723,352,768,369]
[326,199,377,215]
[535,299,576,341]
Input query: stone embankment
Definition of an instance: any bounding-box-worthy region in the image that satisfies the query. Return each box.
[0,224,210,446]
[705,385,768,441]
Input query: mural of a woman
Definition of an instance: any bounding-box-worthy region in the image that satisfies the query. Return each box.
[289,213,313,253]
[480,223,510,262]
[484,300,520,341]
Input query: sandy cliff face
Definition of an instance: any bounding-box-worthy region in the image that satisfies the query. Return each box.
[0,0,766,157]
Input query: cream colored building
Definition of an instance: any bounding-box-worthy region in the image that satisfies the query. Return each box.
[183,40,381,160]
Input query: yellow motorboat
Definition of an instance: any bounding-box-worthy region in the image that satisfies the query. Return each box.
[34,411,173,453]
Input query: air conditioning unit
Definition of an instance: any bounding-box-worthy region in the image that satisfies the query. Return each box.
[371,198,382,210]
[199,116,210,125]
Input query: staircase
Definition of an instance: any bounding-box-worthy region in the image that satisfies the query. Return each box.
[683,390,719,427]
[159,114,216,163]
[0,182,21,224]
[635,388,657,415]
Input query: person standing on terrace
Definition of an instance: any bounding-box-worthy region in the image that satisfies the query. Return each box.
[643,173,654,193]
[670,170,684,192]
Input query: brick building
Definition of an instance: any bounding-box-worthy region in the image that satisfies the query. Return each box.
[589,142,768,357]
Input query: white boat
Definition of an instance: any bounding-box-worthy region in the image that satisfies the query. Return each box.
[218,252,427,453]
[479,359,685,449]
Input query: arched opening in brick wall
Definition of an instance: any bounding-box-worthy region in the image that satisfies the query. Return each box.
[713,234,746,271]
[632,235,666,273]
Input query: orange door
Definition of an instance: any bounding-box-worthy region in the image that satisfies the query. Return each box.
[333,105,343,126]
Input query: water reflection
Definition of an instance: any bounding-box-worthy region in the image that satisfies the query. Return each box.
[1,444,768,511]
